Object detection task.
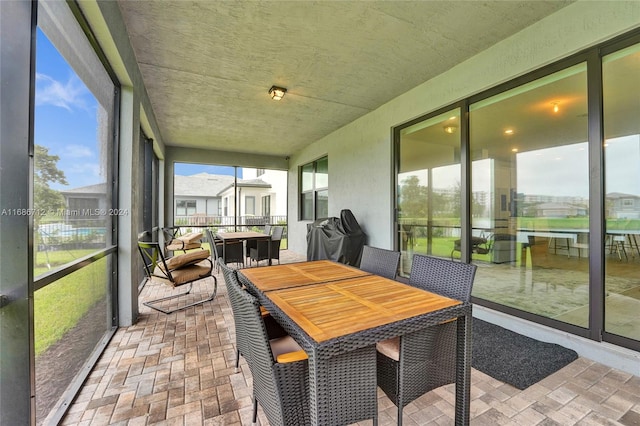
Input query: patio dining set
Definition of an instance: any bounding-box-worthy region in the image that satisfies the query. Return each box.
[137,229,477,425]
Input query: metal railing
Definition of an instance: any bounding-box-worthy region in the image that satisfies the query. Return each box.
[174,214,287,229]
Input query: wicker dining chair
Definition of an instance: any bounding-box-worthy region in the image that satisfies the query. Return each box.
[246,224,272,259]
[376,254,477,425]
[137,232,217,314]
[204,229,224,271]
[222,261,310,426]
[219,260,286,371]
[359,245,401,279]
[249,225,283,266]
[209,230,244,268]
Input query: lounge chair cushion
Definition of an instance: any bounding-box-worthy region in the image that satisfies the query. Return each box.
[178,232,203,243]
[165,232,203,251]
[153,259,212,287]
[166,241,202,251]
[164,249,210,271]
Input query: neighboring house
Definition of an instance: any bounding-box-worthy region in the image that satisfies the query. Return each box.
[532,202,588,218]
[173,173,235,223]
[173,169,287,225]
[606,192,640,219]
[59,182,109,224]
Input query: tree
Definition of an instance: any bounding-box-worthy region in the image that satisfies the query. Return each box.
[398,175,428,219]
[34,144,68,222]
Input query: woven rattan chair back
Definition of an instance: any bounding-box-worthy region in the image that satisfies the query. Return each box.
[377,254,476,425]
[204,229,224,270]
[250,226,284,266]
[218,259,252,372]
[359,245,401,279]
[225,265,310,426]
[408,254,477,302]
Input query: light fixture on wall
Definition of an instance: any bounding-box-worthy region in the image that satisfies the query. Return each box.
[269,85,287,100]
[551,102,559,113]
[443,125,457,134]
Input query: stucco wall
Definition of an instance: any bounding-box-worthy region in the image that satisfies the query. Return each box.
[287,1,640,257]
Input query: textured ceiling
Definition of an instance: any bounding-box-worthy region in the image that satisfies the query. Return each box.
[117,0,573,157]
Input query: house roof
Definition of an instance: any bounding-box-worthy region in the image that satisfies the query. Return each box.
[606,192,640,200]
[173,173,271,198]
[218,178,272,194]
[535,202,585,209]
[60,183,107,195]
[173,173,235,197]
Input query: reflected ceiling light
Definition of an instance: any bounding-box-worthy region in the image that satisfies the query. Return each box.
[504,129,514,135]
[269,85,287,100]
[443,125,457,134]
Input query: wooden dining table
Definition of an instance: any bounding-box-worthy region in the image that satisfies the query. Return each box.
[238,259,370,291]
[238,260,472,426]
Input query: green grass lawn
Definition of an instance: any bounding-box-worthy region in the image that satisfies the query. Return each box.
[34,250,108,356]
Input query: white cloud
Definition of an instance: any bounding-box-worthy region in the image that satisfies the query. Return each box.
[61,144,94,159]
[35,73,88,111]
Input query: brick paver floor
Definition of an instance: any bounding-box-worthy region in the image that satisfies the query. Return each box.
[61,250,640,425]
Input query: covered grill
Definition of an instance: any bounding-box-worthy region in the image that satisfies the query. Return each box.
[306,209,367,266]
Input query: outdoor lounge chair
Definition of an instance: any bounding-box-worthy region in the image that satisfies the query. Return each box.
[376,254,477,425]
[222,260,310,426]
[138,233,217,314]
[359,245,401,279]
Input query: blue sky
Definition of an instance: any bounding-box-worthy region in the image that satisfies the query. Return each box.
[35,28,103,191]
[174,163,240,178]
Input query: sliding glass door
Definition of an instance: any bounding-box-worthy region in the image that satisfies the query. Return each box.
[469,63,591,327]
[394,34,640,352]
[602,42,640,342]
[396,109,461,276]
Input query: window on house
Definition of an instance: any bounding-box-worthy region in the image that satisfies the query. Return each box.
[245,196,256,215]
[300,156,328,220]
[262,195,271,219]
[176,200,196,216]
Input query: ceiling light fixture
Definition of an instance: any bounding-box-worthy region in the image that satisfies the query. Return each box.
[504,129,514,135]
[443,125,457,134]
[269,85,287,101]
[552,102,559,113]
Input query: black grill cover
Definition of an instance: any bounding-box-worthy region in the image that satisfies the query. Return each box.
[306,209,367,265]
